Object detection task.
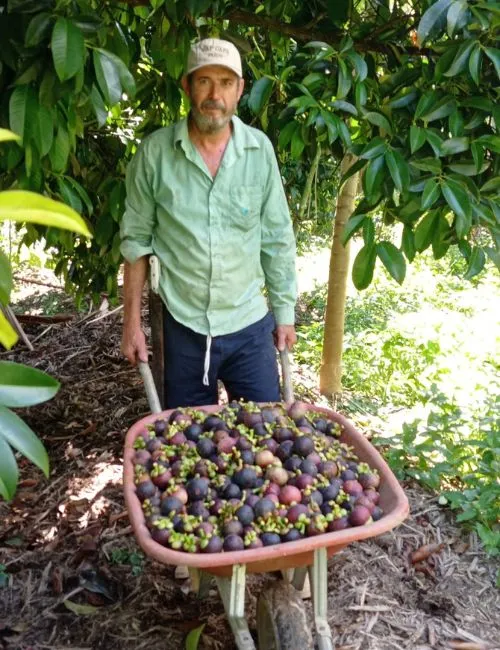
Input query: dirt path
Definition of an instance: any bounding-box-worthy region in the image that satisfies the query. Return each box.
[1,286,499,650]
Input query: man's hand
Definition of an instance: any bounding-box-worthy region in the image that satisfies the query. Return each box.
[274,324,297,351]
[121,325,149,365]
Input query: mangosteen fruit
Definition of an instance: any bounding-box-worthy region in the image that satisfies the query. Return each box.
[223,534,244,552]
[293,436,315,458]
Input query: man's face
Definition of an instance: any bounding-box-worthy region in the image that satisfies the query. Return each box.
[183,65,244,134]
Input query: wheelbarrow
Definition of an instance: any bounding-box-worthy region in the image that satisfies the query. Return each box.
[123,351,409,649]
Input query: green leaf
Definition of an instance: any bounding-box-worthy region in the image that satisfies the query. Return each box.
[468,44,482,85]
[9,85,37,145]
[475,135,500,154]
[402,225,416,262]
[352,244,376,290]
[57,178,82,213]
[0,129,20,143]
[415,91,438,120]
[94,48,136,98]
[289,95,318,114]
[331,100,357,116]
[417,0,453,45]
[440,136,469,155]
[485,246,500,271]
[347,52,367,81]
[341,214,366,245]
[248,77,274,115]
[51,18,85,82]
[64,177,93,216]
[363,218,375,246]
[359,136,386,160]
[388,89,417,109]
[355,81,367,107]
[291,129,305,159]
[363,155,385,197]
[444,40,475,77]
[337,59,352,99]
[339,158,366,188]
[480,177,500,193]
[63,600,99,616]
[464,247,486,279]
[90,85,108,127]
[0,436,18,501]
[377,241,406,284]
[278,121,298,149]
[185,624,205,650]
[448,160,489,175]
[425,130,444,156]
[0,406,49,478]
[320,111,339,144]
[49,125,70,173]
[25,12,53,46]
[0,251,12,305]
[93,50,122,105]
[441,179,472,237]
[415,211,438,252]
[483,47,500,79]
[364,111,392,135]
[32,104,53,157]
[410,125,427,154]
[0,190,91,237]
[432,213,451,259]
[471,142,484,173]
[422,178,441,209]
[0,311,18,350]
[421,97,457,123]
[447,0,467,36]
[385,149,409,192]
[302,73,324,90]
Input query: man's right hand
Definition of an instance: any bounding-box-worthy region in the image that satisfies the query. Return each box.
[121,325,149,365]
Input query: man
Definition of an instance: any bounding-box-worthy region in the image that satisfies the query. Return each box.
[120,38,297,408]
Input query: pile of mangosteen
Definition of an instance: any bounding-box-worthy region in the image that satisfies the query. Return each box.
[132,401,383,553]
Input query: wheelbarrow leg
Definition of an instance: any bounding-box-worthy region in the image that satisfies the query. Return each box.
[309,548,334,650]
[189,568,213,600]
[214,564,256,650]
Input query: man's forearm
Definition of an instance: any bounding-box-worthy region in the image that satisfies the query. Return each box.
[123,257,149,328]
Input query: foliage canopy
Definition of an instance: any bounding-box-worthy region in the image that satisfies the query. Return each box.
[0,0,499,297]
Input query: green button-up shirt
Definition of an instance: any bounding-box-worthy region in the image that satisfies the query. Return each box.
[120,115,297,336]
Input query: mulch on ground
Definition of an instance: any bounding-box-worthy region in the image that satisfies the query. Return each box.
[1,280,499,650]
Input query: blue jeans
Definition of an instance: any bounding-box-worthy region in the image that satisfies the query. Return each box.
[162,309,280,408]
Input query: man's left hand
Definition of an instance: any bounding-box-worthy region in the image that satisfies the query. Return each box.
[274,324,297,351]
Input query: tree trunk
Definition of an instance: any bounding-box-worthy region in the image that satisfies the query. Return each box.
[319,153,359,398]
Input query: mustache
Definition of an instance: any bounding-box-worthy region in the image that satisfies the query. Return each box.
[201,100,226,111]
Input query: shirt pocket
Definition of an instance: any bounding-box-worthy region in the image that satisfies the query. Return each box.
[229,185,262,232]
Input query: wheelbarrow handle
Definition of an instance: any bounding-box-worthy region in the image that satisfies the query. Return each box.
[138,361,163,414]
[279,347,295,405]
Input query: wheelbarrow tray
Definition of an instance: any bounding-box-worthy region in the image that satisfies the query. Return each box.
[123,404,409,577]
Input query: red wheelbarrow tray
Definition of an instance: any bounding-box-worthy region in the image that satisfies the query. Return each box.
[123,404,409,578]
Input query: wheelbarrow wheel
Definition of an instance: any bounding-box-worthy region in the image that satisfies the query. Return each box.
[256,581,314,650]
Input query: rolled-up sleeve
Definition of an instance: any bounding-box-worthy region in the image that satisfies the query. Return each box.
[260,139,297,325]
[120,140,156,263]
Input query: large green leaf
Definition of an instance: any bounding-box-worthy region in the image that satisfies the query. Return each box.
[440,136,469,155]
[49,125,70,173]
[377,241,406,284]
[341,214,366,245]
[441,179,472,238]
[363,155,385,197]
[422,178,441,209]
[93,49,122,105]
[447,0,468,36]
[468,44,482,85]
[248,77,274,115]
[410,125,427,154]
[415,211,438,252]
[0,435,19,501]
[464,247,486,280]
[385,149,409,192]
[90,85,108,127]
[359,136,387,160]
[278,121,298,149]
[51,18,85,82]
[9,85,37,144]
[0,129,20,143]
[421,97,457,123]
[25,12,52,46]
[0,190,91,237]
[352,244,377,290]
[402,225,416,262]
[0,361,60,407]
[291,129,305,159]
[185,624,205,650]
[364,111,392,135]
[444,40,475,77]
[337,59,352,99]
[484,47,500,79]
[417,0,453,45]
[0,312,18,350]
[0,405,49,478]
[347,52,367,81]
[0,251,12,305]
[94,48,136,98]
[32,104,54,157]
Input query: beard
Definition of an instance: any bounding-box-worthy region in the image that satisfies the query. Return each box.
[191,99,237,134]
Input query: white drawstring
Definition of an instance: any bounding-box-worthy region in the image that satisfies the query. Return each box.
[202,334,212,386]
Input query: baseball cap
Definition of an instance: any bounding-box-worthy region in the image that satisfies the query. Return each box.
[185,38,242,77]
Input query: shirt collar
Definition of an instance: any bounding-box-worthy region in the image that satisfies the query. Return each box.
[174,115,261,156]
